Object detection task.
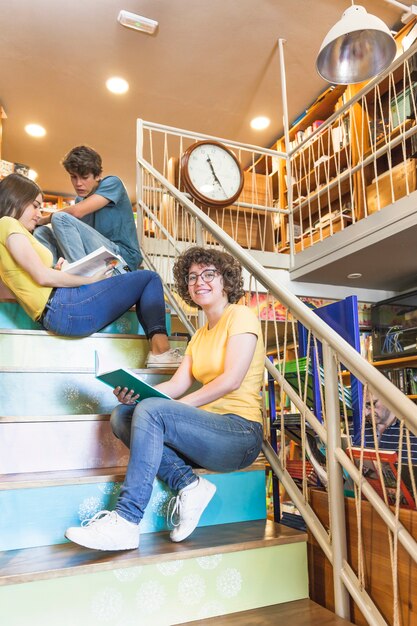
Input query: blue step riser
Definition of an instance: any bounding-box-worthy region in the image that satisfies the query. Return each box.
[0,470,267,551]
[0,543,308,626]
[0,302,172,335]
[0,420,128,473]
[0,372,170,416]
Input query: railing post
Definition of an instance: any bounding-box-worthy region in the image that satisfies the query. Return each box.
[322,342,350,621]
[195,218,206,327]
[278,38,295,265]
[136,119,144,247]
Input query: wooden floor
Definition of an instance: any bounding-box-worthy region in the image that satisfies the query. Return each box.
[0,519,306,586]
[178,598,354,625]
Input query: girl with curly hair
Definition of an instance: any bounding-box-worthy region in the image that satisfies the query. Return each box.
[66,246,265,551]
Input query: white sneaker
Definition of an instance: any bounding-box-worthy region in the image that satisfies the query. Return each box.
[146,348,183,369]
[65,510,139,551]
[169,477,217,543]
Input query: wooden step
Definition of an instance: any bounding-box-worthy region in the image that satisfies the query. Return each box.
[178,598,354,625]
[0,464,267,551]
[0,519,305,586]
[0,521,309,625]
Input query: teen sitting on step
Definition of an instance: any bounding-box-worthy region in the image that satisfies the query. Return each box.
[34,145,142,271]
[65,246,265,551]
[0,173,181,368]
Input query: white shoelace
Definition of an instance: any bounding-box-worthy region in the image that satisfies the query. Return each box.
[81,510,114,527]
[167,496,181,528]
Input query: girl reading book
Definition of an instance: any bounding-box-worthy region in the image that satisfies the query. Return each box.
[0,173,181,367]
[65,246,265,550]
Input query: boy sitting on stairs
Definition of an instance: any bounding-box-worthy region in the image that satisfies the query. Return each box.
[0,173,181,368]
[33,145,142,272]
[65,246,265,550]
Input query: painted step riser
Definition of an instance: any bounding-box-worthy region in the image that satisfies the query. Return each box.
[0,302,172,335]
[0,332,186,370]
[0,470,267,552]
[0,372,170,416]
[0,543,308,626]
[0,420,129,473]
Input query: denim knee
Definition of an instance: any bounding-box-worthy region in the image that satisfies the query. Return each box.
[51,212,76,228]
[110,404,134,439]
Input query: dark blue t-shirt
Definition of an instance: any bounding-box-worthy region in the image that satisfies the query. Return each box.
[78,175,142,270]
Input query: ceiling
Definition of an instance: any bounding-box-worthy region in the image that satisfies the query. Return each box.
[0,0,403,201]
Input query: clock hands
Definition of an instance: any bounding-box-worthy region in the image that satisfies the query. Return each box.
[206,156,227,197]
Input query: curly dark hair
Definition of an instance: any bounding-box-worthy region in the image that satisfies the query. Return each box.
[62,145,102,177]
[173,247,244,308]
[0,173,43,220]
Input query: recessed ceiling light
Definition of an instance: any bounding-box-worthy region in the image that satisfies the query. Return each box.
[117,10,158,35]
[347,272,362,279]
[250,116,270,130]
[106,77,129,94]
[28,169,38,181]
[25,124,46,138]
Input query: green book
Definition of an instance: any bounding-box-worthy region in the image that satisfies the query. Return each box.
[94,352,171,402]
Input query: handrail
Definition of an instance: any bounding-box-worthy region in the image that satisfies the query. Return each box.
[137,153,417,437]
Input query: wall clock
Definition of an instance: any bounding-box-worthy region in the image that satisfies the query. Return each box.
[181,140,244,208]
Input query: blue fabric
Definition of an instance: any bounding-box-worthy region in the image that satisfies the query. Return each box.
[41,270,167,337]
[110,399,263,524]
[78,176,142,270]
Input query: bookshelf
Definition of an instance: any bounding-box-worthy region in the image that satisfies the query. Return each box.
[262,18,417,253]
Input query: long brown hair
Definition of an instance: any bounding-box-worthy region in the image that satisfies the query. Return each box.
[0,173,43,220]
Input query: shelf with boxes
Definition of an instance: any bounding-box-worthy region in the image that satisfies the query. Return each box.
[269,18,417,252]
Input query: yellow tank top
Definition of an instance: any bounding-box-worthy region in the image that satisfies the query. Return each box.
[0,216,54,321]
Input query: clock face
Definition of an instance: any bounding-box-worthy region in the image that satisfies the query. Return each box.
[181,141,244,207]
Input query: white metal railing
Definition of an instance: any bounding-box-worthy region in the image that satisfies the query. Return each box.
[286,42,417,254]
[136,122,417,624]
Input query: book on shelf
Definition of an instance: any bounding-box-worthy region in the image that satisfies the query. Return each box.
[62,245,128,277]
[94,351,171,402]
[350,447,416,509]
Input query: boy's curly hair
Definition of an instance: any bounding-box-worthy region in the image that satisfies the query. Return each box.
[173,247,244,308]
[62,145,102,177]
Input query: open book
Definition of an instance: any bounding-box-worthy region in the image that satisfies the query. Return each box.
[62,246,127,277]
[94,352,171,402]
[350,447,416,509]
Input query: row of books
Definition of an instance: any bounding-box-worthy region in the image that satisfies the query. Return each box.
[382,367,417,396]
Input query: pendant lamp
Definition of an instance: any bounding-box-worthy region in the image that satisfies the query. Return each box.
[316,4,397,84]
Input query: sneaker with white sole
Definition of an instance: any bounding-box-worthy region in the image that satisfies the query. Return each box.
[65,510,139,551]
[146,348,183,369]
[168,477,217,543]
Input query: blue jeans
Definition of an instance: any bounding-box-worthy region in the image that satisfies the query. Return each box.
[41,270,167,337]
[110,398,264,524]
[34,213,127,266]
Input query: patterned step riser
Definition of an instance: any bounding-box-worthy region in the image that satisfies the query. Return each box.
[0,372,170,416]
[0,470,267,552]
[0,420,129,473]
[0,332,185,370]
[0,543,308,626]
[0,302,172,335]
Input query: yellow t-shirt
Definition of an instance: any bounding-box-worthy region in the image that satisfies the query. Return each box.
[0,216,53,321]
[185,303,265,423]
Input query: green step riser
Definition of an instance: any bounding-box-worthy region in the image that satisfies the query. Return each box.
[0,470,267,551]
[0,543,308,626]
[0,420,128,473]
[0,333,186,369]
[0,372,170,416]
[0,303,172,335]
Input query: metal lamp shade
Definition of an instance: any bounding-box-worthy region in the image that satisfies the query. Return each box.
[316,4,397,84]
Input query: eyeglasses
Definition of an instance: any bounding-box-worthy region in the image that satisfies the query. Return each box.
[187,269,220,286]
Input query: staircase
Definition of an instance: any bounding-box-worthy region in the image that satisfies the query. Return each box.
[0,301,326,626]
